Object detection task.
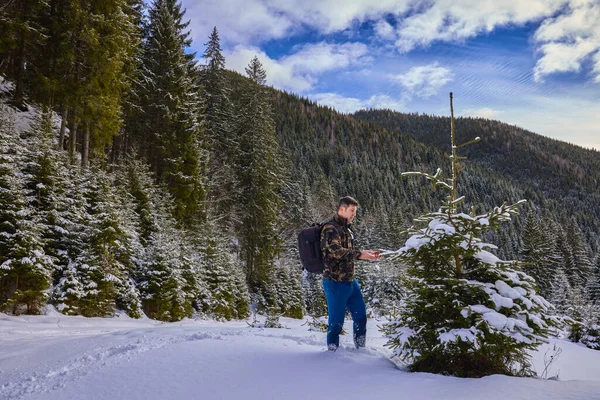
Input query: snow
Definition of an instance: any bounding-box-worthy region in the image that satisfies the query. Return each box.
[474,250,501,265]
[1,311,600,400]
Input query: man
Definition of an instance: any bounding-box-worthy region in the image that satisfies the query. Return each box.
[320,196,380,351]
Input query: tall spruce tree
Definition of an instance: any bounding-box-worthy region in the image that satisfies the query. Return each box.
[201,27,238,227]
[129,0,206,222]
[236,56,284,298]
[0,0,47,107]
[382,94,557,377]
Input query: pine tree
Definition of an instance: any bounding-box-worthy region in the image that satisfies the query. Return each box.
[520,211,553,298]
[355,263,404,318]
[587,255,600,302]
[565,219,593,291]
[0,0,47,107]
[128,0,206,222]
[302,271,327,317]
[381,94,557,377]
[236,56,284,298]
[201,26,238,228]
[196,220,250,320]
[273,262,305,319]
[0,107,53,314]
[54,169,141,317]
[563,286,595,343]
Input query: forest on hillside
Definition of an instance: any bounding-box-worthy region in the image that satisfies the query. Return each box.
[1,0,599,361]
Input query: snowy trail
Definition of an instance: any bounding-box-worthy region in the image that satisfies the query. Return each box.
[1,314,600,400]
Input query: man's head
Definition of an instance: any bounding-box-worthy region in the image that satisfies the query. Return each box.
[337,196,359,223]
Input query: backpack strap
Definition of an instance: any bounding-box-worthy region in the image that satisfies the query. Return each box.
[321,219,345,242]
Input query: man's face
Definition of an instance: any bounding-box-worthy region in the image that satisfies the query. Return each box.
[338,204,358,223]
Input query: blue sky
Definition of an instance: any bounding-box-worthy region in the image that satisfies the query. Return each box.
[182,0,600,150]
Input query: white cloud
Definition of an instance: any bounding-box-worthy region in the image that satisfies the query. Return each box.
[183,0,411,46]
[224,42,371,93]
[184,0,293,45]
[374,20,396,41]
[594,52,600,83]
[393,0,567,52]
[185,0,600,88]
[390,63,454,98]
[461,107,505,119]
[533,38,597,82]
[533,0,600,82]
[311,93,405,114]
[283,42,371,74]
[225,46,314,92]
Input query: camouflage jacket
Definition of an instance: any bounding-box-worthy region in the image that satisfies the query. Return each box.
[320,214,362,282]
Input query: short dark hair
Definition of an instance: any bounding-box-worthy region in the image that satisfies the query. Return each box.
[338,196,359,209]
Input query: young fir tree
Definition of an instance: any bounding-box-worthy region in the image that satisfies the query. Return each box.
[135,183,199,321]
[555,223,576,288]
[587,255,600,302]
[580,305,600,350]
[545,219,571,309]
[561,288,600,343]
[196,218,251,320]
[19,111,68,264]
[272,262,305,319]
[0,107,54,314]
[381,94,557,378]
[201,26,238,228]
[236,56,284,299]
[53,169,141,317]
[120,154,206,321]
[50,166,93,314]
[130,0,206,223]
[355,263,404,318]
[565,219,593,292]
[520,211,554,298]
[302,271,327,317]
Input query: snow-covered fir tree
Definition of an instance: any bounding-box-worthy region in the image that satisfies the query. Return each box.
[196,222,250,320]
[381,95,558,377]
[302,271,327,317]
[139,224,195,321]
[563,287,591,342]
[520,211,558,298]
[565,219,593,291]
[235,56,284,300]
[53,169,141,317]
[272,260,305,319]
[201,26,239,228]
[355,263,404,318]
[129,0,206,223]
[587,255,600,302]
[0,107,53,314]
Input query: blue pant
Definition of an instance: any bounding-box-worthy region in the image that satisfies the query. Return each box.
[322,278,367,348]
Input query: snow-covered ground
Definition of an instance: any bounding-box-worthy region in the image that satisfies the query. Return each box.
[1,309,600,400]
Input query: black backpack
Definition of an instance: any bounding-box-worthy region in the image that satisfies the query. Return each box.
[297,221,341,273]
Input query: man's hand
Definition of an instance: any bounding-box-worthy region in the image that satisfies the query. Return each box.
[359,250,381,261]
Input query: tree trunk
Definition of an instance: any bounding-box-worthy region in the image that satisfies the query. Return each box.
[82,126,90,168]
[13,33,26,108]
[69,107,78,163]
[58,104,68,150]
